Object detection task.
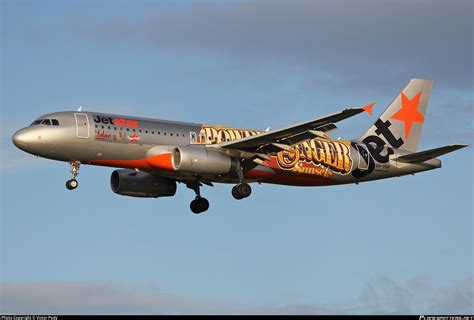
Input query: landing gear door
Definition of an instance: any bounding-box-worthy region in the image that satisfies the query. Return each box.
[356,144,370,170]
[74,113,90,139]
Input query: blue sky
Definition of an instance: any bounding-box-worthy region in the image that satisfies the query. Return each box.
[1,0,473,314]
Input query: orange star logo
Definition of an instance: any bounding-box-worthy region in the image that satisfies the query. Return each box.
[390,91,424,139]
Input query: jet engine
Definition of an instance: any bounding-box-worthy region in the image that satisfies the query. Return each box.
[110,169,177,198]
[172,145,240,175]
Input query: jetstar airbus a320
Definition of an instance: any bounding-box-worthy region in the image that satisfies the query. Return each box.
[12,79,467,214]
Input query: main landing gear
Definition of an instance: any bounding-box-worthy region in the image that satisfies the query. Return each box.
[190,197,210,214]
[66,161,80,190]
[187,181,209,214]
[232,183,252,200]
[185,180,252,214]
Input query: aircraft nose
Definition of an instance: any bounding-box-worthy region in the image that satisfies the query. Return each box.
[12,129,33,148]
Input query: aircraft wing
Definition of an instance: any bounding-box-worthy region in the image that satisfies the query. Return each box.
[211,107,365,155]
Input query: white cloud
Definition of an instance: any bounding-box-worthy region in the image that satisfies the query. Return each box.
[1,276,472,314]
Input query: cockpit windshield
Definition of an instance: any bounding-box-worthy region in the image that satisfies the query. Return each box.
[30,119,60,126]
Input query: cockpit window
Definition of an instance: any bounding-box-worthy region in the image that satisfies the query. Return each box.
[30,118,59,126]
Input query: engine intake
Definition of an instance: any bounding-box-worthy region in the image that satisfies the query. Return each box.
[172,146,240,175]
[110,169,177,198]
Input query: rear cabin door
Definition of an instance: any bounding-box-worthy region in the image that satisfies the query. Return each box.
[74,113,90,139]
[356,144,370,170]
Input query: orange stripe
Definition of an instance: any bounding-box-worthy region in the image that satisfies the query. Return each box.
[90,158,152,170]
[90,153,175,171]
[245,167,275,179]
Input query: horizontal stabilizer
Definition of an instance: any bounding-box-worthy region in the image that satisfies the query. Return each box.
[396,144,467,163]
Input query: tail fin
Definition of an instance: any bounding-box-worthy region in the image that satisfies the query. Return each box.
[359,78,433,152]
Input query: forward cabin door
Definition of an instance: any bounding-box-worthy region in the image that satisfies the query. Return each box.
[74,113,90,139]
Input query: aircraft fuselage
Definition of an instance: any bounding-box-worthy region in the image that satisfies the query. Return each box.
[12,111,441,187]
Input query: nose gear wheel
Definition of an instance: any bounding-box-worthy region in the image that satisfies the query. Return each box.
[66,161,80,190]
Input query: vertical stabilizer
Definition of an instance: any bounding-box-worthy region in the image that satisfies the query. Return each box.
[358,79,433,152]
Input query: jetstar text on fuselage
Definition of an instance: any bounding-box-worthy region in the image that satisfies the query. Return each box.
[93,115,139,128]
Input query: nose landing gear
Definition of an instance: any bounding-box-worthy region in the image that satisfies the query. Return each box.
[66,179,78,190]
[232,183,252,200]
[66,161,80,190]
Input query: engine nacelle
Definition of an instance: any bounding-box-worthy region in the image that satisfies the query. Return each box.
[172,145,240,175]
[110,169,177,198]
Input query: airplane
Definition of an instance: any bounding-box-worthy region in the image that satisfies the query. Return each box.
[12,79,467,214]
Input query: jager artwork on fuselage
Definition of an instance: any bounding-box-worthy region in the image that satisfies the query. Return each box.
[277,140,352,178]
[198,125,352,179]
[198,125,262,144]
